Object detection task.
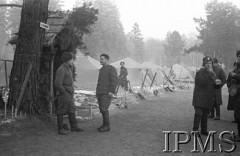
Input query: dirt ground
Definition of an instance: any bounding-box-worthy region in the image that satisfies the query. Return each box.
[0,88,240,156]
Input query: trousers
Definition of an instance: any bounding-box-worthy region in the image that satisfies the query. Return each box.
[193,106,210,131]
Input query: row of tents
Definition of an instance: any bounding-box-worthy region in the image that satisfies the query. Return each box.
[74,51,196,91]
[0,50,196,90]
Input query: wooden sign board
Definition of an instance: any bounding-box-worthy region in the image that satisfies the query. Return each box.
[40,22,49,30]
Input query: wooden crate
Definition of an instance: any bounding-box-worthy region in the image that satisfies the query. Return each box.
[75,106,93,119]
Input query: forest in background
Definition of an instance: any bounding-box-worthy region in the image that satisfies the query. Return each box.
[1,0,240,69]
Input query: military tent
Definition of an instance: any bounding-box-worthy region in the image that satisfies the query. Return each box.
[111,57,152,87]
[74,52,99,90]
[172,64,194,82]
[0,60,13,87]
[87,56,101,69]
[141,62,165,86]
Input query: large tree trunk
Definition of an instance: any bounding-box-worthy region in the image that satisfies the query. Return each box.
[8,0,49,114]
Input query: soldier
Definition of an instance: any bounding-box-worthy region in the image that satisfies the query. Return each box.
[229,50,240,142]
[96,54,118,132]
[117,62,128,108]
[119,62,128,90]
[192,56,221,135]
[54,52,83,135]
[208,58,226,120]
[227,61,238,123]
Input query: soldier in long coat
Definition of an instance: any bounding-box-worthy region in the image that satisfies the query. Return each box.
[229,51,240,142]
[192,56,221,135]
[227,61,237,122]
[96,54,118,132]
[208,58,226,120]
[54,52,83,135]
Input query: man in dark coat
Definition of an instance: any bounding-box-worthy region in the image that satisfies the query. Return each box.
[96,54,118,132]
[208,58,226,120]
[227,61,237,122]
[54,52,83,135]
[119,62,128,91]
[192,56,221,135]
[229,51,240,142]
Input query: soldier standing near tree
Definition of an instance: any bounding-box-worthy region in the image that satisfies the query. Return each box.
[54,52,83,135]
[96,54,118,132]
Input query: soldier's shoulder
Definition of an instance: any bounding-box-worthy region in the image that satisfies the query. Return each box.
[108,65,116,70]
[56,65,65,72]
[196,67,205,73]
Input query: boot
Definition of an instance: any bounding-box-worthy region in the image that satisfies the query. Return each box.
[99,111,110,132]
[97,113,105,131]
[63,124,70,131]
[97,124,104,131]
[57,114,68,135]
[214,116,220,120]
[68,113,84,132]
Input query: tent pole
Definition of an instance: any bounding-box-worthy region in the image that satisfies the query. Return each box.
[141,69,148,89]
[150,72,157,89]
[4,60,8,88]
[16,64,33,114]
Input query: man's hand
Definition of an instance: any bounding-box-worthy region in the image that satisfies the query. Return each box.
[215,79,221,85]
[108,92,114,98]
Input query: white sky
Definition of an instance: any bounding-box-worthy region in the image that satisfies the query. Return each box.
[62,0,240,40]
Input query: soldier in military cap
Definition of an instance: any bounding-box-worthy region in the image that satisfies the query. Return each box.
[54,52,83,135]
[192,56,221,135]
[96,54,118,132]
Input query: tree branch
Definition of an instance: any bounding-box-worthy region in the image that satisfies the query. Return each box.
[0,4,22,8]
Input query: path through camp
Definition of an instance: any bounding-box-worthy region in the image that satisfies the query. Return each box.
[0,88,240,156]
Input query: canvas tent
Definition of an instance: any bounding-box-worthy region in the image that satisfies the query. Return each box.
[0,60,13,87]
[111,57,143,69]
[141,62,163,70]
[171,64,194,82]
[141,62,165,86]
[87,56,101,69]
[74,52,99,90]
[111,57,151,87]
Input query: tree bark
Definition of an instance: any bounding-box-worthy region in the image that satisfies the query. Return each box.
[8,0,49,114]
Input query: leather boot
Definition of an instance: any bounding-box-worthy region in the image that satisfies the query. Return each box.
[68,113,84,132]
[99,111,110,132]
[57,114,68,135]
[97,113,105,131]
[63,124,70,131]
